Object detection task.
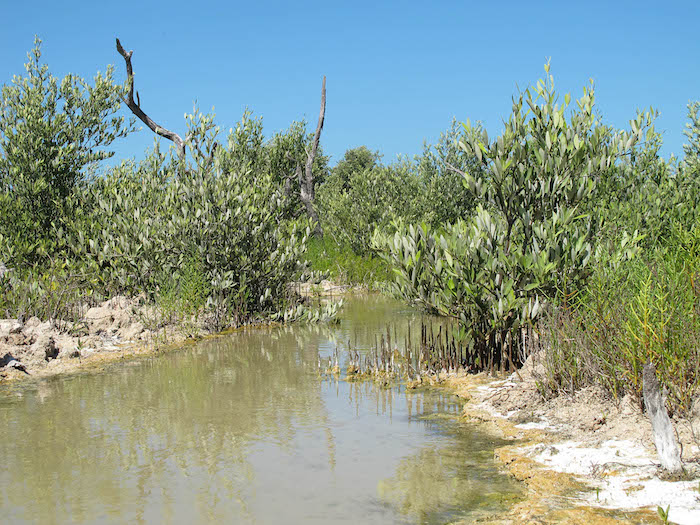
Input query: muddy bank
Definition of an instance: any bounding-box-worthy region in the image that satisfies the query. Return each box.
[0,295,212,381]
[440,360,700,524]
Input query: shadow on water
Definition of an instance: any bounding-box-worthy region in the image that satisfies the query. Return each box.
[0,295,522,524]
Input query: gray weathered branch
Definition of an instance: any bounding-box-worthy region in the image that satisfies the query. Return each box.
[445,161,468,178]
[116,38,186,161]
[643,362,683,475]
[300,76,326,236]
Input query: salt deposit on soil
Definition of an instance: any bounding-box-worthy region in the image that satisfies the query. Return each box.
[467,368,700,524]
[524,439,700,524]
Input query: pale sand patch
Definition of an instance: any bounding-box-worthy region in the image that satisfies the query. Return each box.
[445,371,700,524]
[525,439,700,524]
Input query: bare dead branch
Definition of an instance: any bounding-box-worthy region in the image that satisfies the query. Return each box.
[305,76,326,188]
[116,38,186,161]
[195,141,219,171]
[294,162,303,188]
[300,76,326,236]
[206,142,219,170]
[283,177,293,199]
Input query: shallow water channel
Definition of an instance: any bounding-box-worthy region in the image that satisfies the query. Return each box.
[0,295,523,524]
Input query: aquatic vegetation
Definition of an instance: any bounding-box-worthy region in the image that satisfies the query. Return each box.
[323,317,508,385]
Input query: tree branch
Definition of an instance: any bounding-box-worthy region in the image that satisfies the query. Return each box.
[116,38,186,161]
[305,76,326,189]
[445,161,468,178]
[300,76,326,236]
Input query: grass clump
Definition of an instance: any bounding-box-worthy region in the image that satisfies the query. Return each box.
[304,237,391,287]
[535,225,700,415]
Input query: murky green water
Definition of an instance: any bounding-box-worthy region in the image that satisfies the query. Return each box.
[0,295,522,524]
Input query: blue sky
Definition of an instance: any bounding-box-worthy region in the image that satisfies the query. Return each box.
[1,1,698,166]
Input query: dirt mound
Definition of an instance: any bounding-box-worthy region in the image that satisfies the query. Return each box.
[0,295,197,380]
[443,364,700,524]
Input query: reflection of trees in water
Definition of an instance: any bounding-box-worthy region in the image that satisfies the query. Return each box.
[320,368,522,523]
[0,295,522,524]
[0,326,334,523]
[377,423,523,523]
[336,380,459,423]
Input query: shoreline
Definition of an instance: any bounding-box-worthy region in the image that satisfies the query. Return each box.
[0,283,354,383]
[0,295,250,384]
[3,291,699,523]
[438,369,700,524]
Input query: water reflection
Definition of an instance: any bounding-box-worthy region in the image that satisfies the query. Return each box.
[0,295,521,524]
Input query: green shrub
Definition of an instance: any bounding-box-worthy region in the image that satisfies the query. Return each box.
[64,110,309,326]
[593,127,699,249]
[374,63,652,371]
[318,160,422,254]
[304,237,391,286]
[412,119,482,226]
[0,261,99,325]
[0,37,133,267]
[536,225,700,414]
[1,105,311,329]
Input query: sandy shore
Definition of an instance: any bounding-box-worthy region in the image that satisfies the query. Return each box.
[440,364,700,524]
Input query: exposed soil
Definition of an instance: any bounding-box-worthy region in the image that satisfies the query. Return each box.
[0,295,209,381]
[439,355,700,524]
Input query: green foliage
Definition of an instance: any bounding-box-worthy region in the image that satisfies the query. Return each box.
[0,37,134,267]
[318,158,422,254]
[329,146,382,191]
[0,260,99,324]
[304,237,391,286]
[316,129,482,257]
[413,119,482,226]
[536,225,700,414]
[0,41,327,331]
[683,100,700,174]
[266,119,329,220]
[1,99,311,330]
[65,109,309,327]
[657,504,670,524]
[154,250,211,335]
[593,126,699,248]
[375,63,652,370]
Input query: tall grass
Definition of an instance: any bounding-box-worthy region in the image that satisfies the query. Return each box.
[536,225,700,415]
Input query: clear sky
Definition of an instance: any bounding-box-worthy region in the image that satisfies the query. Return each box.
[1,0,698,166]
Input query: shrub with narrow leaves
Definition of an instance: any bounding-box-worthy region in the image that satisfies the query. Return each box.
[375,63,653,371]
[0,37,134,267]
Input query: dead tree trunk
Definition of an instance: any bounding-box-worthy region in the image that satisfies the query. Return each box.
[116,38,187,162]
[642,362,683,475]
[300,76,326,237]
